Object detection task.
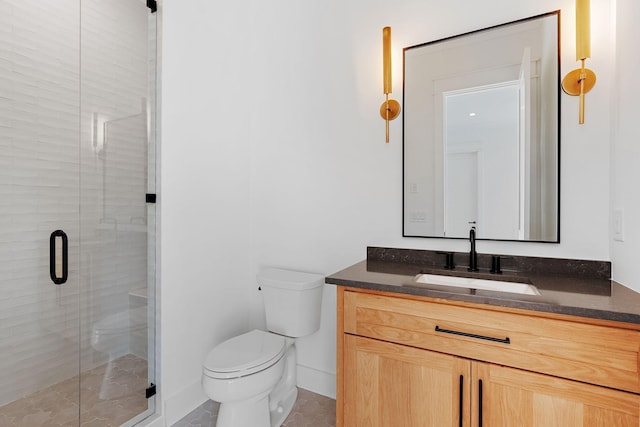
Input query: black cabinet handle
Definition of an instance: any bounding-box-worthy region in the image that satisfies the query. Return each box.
[435,326,510,344]
[478,379,483,427]
[49,230,68,285]
[459,375,464,427]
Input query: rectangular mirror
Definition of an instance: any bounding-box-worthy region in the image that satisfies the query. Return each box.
[403,11,560,242]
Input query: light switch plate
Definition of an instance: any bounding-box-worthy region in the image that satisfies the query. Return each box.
[613,209,625,242]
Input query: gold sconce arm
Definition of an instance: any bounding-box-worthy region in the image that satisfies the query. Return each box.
[562,59,596,124]
[380,95,401,143]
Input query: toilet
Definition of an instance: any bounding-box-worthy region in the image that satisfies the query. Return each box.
[202,267,324,427]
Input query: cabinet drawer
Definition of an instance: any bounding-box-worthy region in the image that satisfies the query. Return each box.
[343,290,640,393]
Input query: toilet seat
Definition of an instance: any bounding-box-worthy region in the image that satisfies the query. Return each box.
[203,330,286,380]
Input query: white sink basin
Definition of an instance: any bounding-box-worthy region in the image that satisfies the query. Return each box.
[414,274,540,296]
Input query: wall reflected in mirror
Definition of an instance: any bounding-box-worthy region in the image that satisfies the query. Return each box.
[403,11,560,242]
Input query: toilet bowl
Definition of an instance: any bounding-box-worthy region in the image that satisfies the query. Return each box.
[202,267,324,427]
[203,330,288,426]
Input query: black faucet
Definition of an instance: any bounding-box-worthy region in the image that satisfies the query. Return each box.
[468,226,479,272]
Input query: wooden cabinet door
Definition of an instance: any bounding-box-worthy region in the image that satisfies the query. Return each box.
[344,334,470,427]
[473,362,640,427]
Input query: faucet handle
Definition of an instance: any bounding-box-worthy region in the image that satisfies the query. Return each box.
[490,255,513,274]
[436,251,455,270]
[490,255,502,274]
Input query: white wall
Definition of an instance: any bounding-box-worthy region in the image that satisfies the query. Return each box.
[160,0,628,423]
[611,0,640,292]
[160,1,258,423]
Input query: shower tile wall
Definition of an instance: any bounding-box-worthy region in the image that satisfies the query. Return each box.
[0,0,154,409]
[0,0,81,407]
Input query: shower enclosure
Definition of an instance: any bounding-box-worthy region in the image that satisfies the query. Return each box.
[0,0,157,425]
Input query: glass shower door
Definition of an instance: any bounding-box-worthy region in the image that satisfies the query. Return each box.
[0,1,83,425]
[0,0,156,425]
[78,0,157,425]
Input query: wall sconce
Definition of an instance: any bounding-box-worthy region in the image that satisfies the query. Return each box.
[562,0,596,124]
[380,26,401,143]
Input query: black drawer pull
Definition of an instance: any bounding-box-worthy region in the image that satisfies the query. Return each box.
[435,326,510,344]
[478,379,484,427]
[458,375,464,427]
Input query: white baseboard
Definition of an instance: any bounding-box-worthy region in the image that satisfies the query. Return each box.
[137,414,165,427]
[296,364,336,399]
[163,380,208,426]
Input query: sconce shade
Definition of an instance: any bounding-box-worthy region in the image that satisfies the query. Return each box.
[576,0,591,60]
[383,26,392,94]
[380,26,400,142]
[562,0,596,124]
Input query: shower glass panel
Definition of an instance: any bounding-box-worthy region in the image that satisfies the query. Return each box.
[0,0,157,425]
[0,3,82,423]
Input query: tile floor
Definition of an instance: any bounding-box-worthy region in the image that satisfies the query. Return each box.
[0,354,149,427]
[172,388,336,427]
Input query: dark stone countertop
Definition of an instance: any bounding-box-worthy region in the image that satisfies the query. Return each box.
[325,250,640,325]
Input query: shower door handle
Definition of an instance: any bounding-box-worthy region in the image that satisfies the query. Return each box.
[50,230,68,285]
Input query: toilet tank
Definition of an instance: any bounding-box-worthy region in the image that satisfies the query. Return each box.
[258,267,324,337]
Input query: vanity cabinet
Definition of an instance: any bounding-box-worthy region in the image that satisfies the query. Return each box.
[344,334,469,426]
[476,362,640,426]
[337,287,640,426]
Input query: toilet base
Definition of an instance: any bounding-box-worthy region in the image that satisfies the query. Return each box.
[216,392,271,427]
[270,386,297,427]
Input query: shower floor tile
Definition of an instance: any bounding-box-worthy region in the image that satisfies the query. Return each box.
[0,354,149,427]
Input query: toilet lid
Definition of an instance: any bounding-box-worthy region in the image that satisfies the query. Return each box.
[203,330,286,379]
